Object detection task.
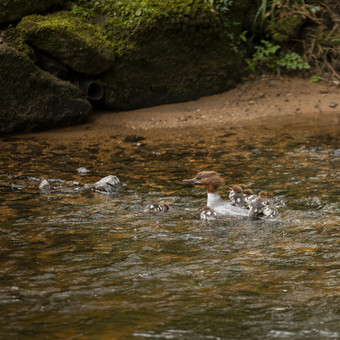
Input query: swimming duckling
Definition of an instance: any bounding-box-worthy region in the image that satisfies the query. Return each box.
[248,191,268,220]
[200,206,218,221]
[262,202,279,219]
[243,188,258,208]
[229,185,247,208]
[143,201,169,213]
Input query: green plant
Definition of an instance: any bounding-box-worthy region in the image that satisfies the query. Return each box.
[246,39,280,73]
[247,39,310,75]
[276,51,310,70]
[207,0,233,14]
[309,75,322,83]
[67,0,96,18]
[253,0,322,32]
[253,0,267,31]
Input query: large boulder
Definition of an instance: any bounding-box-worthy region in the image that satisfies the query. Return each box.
[99,0,248,110]
[0,0,66,24]
[0,44,92,134]
[17,12,115,75]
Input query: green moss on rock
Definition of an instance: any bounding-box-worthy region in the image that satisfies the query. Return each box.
[267,16,304,43]
[4,27,36,60]
[99,0,244,110]
[0,44,92,133]
[17,11,115,75]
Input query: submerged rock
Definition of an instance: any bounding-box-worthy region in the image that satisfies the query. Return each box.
[77,167,90,175]
[0,44,92,134]
[91,175,122,194]
[39,179,51,191]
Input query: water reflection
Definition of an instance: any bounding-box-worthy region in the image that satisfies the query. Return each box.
[0,114,339,339]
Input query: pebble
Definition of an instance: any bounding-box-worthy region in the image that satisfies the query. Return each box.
[39,179,51,190]
[77,167,90,175]
[92,175,122,194]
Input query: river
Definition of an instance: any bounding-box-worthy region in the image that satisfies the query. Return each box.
[0,113,339,339]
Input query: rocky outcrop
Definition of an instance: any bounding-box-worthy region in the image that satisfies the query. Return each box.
[1,0,256,133]
[0,0,66,24]
[100,1,247,110]
[16,12,115,75]
[0,44,92,134]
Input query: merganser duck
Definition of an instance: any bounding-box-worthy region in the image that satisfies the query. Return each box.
[248,191,268,219]
[183,171,248,217]
[143,201,169,213]
[229,185,247,208]
[243,189,258,208]
[200,206,218,221]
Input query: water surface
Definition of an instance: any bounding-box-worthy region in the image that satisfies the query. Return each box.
[0,114,339,339]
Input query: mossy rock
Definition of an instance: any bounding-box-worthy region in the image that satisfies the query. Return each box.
[100,0,245,110]
[17,12,115,75]
[0,0,66,24]
[3,27,36,60]
[0,44,92,134]
[267,16,305,43]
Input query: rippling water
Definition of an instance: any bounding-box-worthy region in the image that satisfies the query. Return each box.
[0,114,339,339]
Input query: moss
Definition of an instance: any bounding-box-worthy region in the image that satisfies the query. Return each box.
[267,16,305,43]
[4,27,36,60]
[17,11,115,75]
[5,0,249,114]
[0,44,91,133]
[99,0,244,110]
[99,0,232,58]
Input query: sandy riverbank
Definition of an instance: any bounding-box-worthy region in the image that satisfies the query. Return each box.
[24,76,340,141]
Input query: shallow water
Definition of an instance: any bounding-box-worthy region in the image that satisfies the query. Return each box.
[0,114,339,339]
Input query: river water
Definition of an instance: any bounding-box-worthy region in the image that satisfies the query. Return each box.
[0,113,339,339]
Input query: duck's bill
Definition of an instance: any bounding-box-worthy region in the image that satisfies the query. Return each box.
[183,177,199,183]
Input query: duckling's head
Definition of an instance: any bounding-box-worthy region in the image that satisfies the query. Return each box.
[258,191,267,200]
[243,189,254,196]
[232,185,243,193]
[159,201,170,211]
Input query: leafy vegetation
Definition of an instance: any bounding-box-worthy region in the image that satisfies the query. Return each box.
[250,0,340,79]
[246,40,310,75]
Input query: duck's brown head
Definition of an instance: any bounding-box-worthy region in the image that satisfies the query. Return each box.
[183,171,225,193]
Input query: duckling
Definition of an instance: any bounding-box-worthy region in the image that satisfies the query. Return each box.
[248,191,268,220]
[243,188,258,208]
[229,185,247,208]
[262,202,279,219]
[143,201,169,213]
[200,206,218,221]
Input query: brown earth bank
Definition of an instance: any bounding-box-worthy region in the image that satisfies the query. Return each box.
[23,76,340,142]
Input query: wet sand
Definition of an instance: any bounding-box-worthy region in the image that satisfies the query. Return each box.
[24,76,340,141]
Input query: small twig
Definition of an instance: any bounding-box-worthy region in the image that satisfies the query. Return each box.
[325,23,339,41]
[326,61,340,80]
